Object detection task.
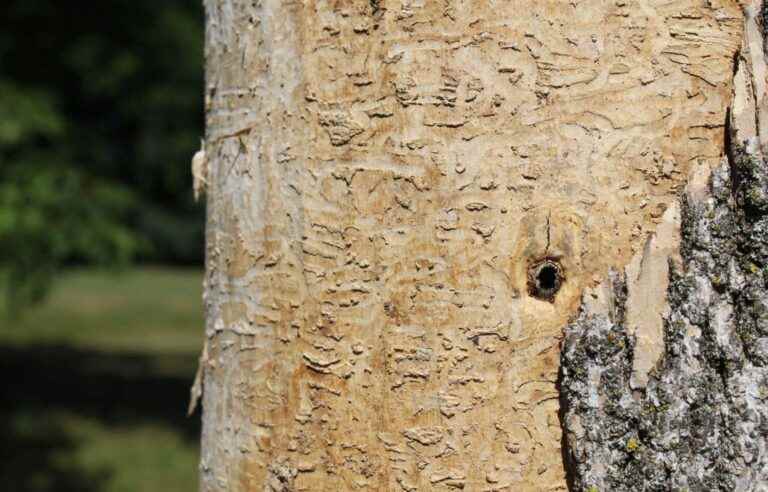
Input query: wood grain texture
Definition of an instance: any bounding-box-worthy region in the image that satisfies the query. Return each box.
[199,1,744,489]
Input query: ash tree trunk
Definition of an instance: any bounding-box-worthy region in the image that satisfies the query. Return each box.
[195,0,765,490]
[560,3,768,490]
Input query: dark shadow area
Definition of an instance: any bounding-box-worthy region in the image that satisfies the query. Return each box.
[0,413,111,492]
[0,344,200,491]
[556,356,577,492]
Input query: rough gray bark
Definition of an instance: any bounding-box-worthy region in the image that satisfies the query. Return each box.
[560,12,768,488]
[561,154,768,491]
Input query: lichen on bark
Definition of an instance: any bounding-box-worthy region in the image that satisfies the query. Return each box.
[560,142,768,490]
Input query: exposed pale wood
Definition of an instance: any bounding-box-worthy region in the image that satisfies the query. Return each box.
[199,1,745,490]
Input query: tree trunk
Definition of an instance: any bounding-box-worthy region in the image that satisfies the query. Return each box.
[560,3,768,490]
[197,0,758,490]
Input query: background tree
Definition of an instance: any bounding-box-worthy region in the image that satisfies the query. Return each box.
[0,0,204,311]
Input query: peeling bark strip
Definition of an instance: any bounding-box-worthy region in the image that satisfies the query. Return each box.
[560,4,768,488]
[200,0,745,490]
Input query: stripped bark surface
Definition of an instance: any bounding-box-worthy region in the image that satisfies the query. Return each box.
[199,0,747,490]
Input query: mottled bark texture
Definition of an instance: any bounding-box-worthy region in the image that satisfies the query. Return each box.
[560,5,768,490]
[199,0,746,490]
[560,149,768,492]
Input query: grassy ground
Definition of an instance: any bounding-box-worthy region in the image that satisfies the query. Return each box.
[0,267,204,492]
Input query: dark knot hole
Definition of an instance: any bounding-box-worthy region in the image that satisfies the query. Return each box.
[528,260,564,302]
[537,264,558,291]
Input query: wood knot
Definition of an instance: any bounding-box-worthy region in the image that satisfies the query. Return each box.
[528,259,564,302]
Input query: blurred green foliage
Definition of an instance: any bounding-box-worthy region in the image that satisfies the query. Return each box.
[0,0,204,311]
